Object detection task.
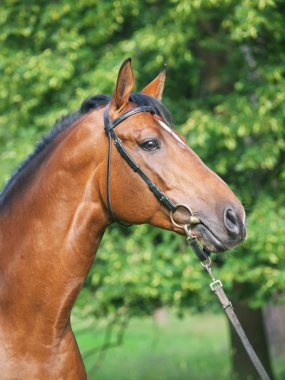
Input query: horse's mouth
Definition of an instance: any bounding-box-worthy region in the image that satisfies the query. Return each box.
[191,223,228,253]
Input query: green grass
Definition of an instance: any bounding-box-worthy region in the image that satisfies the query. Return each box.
[73,313,285,380]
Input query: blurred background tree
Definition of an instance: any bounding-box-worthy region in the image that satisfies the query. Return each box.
[1,0,285,378]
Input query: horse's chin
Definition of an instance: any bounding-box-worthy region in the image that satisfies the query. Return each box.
[191,224,228,253]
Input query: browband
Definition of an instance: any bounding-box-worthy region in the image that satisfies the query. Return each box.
[104,105,154,133]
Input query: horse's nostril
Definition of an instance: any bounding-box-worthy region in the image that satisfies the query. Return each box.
[227,209,237,225]
[224,206,240,236]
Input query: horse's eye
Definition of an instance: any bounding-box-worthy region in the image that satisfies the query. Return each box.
[140,139,160,151]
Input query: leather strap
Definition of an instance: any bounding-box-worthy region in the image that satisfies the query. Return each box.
[214,286,271,380]
[109,129,176,210]
[188,238,210,261]
[187,238,271,380]
[104,106,154,133]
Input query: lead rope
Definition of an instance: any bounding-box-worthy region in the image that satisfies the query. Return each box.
[183,225,271,380]
[170,205,270,380]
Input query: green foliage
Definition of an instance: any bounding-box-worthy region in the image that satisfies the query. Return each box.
[73,313,285,379]
[1,0,285,316]
[73,313,232,379]
[78,225,214,318]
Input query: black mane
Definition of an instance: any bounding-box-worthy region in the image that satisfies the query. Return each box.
[0,93,172,209]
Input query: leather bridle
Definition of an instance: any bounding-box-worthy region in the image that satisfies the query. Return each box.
[103,102,271,379]
[103,103,177,225]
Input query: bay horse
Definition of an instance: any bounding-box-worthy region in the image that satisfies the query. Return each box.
[0,59,246,379]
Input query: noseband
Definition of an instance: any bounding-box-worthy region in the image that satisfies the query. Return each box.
[103,104,177,224]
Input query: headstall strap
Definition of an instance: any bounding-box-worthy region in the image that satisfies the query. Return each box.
[104,104,177,225]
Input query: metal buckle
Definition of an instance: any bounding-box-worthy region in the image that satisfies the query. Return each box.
[200,256,212,268]
[210,279,223,291]
[184,224,196,240]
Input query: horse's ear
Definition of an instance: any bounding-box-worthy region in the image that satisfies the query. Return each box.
[110,58,134,113]
[141,64,166,100]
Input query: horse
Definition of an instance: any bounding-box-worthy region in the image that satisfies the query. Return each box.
[0,58,246,379]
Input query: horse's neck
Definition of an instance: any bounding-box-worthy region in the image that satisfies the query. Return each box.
[0,110,108,341]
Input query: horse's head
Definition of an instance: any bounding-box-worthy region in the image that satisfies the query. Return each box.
[100,59,246,252]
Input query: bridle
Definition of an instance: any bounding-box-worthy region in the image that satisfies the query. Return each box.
[103,102,271,380]
[103,103,200,230]
[103,103,177,225]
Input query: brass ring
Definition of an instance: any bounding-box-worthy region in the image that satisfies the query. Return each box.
[170,204,194,229]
